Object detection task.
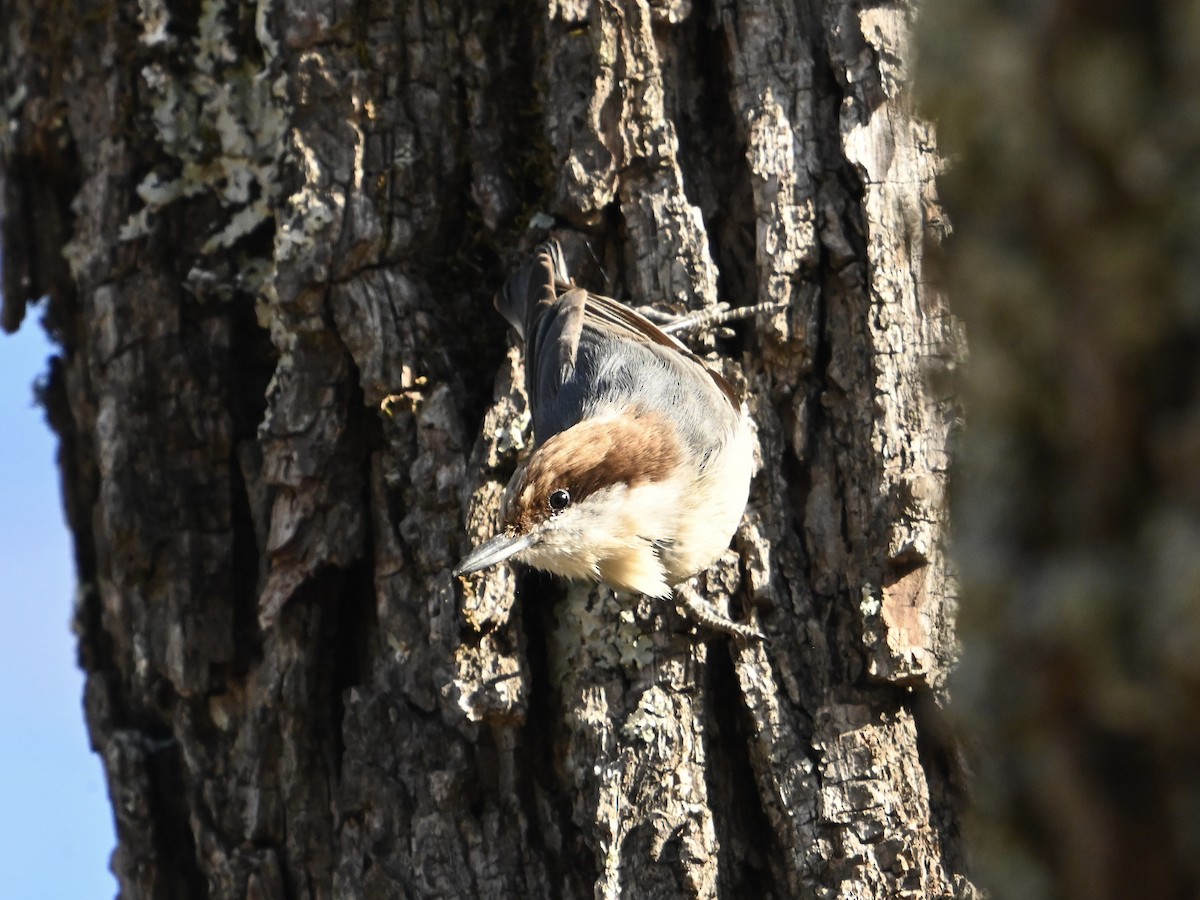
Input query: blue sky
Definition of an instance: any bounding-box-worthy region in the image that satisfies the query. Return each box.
[0,307,118,898]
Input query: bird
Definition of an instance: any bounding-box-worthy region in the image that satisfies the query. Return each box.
[454,240,758,637]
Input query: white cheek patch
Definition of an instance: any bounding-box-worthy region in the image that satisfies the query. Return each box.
[518,511,600,582]
[513,481,683,597]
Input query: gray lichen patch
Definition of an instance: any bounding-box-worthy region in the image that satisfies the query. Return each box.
[118,0,289,262]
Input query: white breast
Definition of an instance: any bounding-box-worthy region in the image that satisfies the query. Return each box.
[660,407,754,585]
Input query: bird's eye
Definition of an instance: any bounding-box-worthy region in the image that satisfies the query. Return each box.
[548,488,571,513]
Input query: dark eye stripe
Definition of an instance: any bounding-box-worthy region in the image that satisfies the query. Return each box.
[548,488,571,512]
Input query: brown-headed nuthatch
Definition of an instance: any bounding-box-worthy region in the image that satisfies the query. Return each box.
[454,241,758,637]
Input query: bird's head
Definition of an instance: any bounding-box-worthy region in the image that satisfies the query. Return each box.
[453,413,685,598]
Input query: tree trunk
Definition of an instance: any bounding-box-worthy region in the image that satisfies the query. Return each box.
[1,0,964,897]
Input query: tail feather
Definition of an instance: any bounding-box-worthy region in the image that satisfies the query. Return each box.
[494,241,570,340]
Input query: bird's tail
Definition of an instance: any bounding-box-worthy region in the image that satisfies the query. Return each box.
[494,241,570,340]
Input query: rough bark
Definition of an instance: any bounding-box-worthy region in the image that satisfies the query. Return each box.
[2,0,964,897]
[920,1,1200,898]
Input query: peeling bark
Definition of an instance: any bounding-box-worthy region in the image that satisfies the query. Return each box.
[1,0,967,897]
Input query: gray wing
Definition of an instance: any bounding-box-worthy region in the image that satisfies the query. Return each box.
[579,291,740,410]
[497,241,740,443]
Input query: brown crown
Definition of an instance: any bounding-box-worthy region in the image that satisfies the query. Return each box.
[505,411,682,533]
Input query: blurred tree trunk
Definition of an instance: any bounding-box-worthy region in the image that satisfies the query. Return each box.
[921,1,1200,898]
[1,0,964,897]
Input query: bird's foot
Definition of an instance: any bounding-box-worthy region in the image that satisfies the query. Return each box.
[636,301,787,339]
[674,584,765,642]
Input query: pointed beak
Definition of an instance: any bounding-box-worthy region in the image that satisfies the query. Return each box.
[453,530,537,577]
